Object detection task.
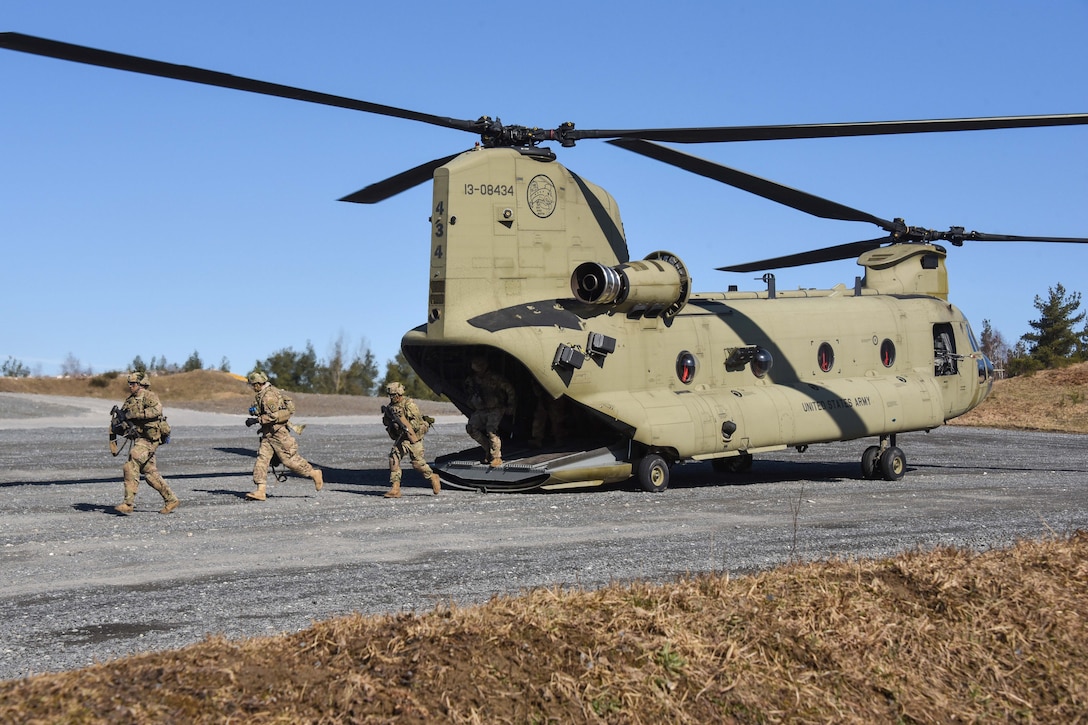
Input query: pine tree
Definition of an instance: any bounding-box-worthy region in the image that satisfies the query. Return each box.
[183,350,203,372]
[1019,283,1085,369]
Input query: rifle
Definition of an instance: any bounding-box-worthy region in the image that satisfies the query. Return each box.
[108,405,137,456]
[381,404,421,443]
[246,405,305,435]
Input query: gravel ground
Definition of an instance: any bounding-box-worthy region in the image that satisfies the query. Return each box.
[1,391,1086,681]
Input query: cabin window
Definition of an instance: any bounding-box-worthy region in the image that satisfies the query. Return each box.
[817,342,834,373]
[751,348,773,378]
[676,351,697,384]
[880,339,896,367]
[933,323,958,376]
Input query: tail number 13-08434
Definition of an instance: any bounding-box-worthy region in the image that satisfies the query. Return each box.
[464,183,514,196]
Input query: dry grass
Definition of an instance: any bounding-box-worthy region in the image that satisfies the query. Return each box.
[950,362,1088,434]
[1,533,1085,723]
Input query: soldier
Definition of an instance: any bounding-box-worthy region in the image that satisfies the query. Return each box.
[381,381,441,498]
[114,371,179,515]
[244,371,323,501]
[529,378,567,449]
[464,356,516,467]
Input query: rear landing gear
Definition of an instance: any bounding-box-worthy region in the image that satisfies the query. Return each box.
[861,435,906,481]
[636,453,670,493]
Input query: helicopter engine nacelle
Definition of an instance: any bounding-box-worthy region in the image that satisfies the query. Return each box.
[571,251,691,318]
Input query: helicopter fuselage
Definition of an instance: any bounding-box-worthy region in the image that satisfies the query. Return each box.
[401,148,994,491]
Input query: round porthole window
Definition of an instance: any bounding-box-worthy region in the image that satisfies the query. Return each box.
[880,339,896,367]
[676,351,697,384]
[817,342,835,373]
[751,348,773,378]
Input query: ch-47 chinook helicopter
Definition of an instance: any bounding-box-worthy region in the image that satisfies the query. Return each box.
[5,32,1088,493]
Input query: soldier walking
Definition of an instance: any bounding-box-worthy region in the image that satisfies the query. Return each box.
[244,371,323,501]
[113,371,179,515]
[382,382,441,498]
[464,356,516,467]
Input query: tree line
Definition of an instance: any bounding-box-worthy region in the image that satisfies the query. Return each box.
[246,338,439,400]
[979,283,1088,377]
[3,332,441,400]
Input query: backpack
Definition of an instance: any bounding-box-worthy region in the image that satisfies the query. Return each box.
[281,395,296,416]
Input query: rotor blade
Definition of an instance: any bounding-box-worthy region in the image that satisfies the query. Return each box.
[955,231,1088,244]
[0,32,478,133]
[581,114,1088,144]
[339,152,464,204]
[718,238,892,273]
[609,139,896,228]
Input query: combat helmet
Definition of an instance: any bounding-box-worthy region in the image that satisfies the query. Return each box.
[386,381,406,396]
[127,371,150,387]
[247,371,269,385]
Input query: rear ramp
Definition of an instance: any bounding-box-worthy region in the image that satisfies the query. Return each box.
[434,442,633,492]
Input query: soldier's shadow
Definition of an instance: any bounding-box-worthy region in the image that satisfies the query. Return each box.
[192,488,253,500]
[215,447,391,493]
[72,502,138,517]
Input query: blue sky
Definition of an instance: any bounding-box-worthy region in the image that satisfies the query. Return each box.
[3,1,1086,378]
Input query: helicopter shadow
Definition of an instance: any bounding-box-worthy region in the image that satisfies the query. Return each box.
[668,459,873,489]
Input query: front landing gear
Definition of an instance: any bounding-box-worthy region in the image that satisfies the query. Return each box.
[861,434,906,481]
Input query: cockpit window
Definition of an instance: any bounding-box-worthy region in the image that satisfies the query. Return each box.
[933,323,959,376]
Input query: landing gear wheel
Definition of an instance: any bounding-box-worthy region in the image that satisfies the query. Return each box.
[861,445,881,479]
[878,446,906,481]
[712,452,753,474]
[636,454,670,493]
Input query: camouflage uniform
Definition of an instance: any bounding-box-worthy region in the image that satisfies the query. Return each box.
[383,381,441,498]
[464,358,516,467]
[529,379,567,448]
[115,372,179,515]
[246,372,323,500]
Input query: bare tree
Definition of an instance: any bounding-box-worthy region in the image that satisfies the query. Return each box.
[60,352,90,378]
[979,319,1010,375]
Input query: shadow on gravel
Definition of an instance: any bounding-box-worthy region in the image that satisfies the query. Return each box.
[192,488,252,500]
[2,476,116,489]
[667,459,868,489]
[72,502,130,517]
[2,470,251,489]
[216,446,257,459]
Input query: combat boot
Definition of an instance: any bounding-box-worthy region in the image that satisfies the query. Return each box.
[246,484,267,501]
[384,481,402,499]
[115,502,135,515]
[430,473,442,495]
[312,469,324,492]
[159,498,180,515]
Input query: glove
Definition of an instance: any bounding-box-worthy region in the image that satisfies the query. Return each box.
[249,406,259,416]
[245,417,260,427]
